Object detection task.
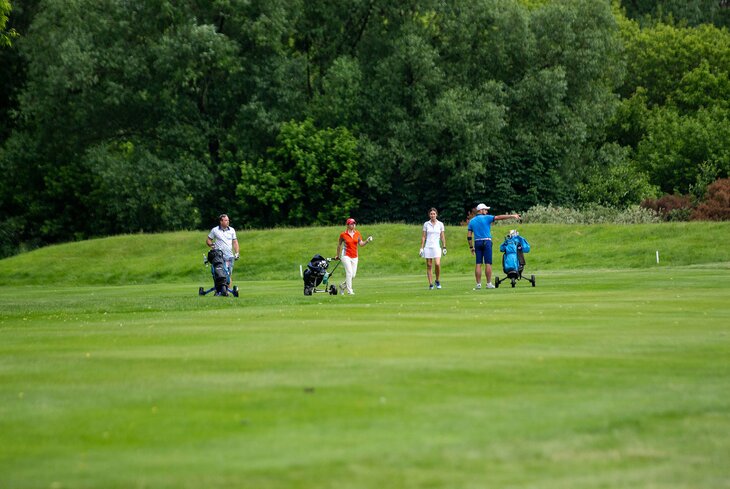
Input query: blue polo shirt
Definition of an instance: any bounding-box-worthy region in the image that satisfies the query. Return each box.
[467,214,495,239]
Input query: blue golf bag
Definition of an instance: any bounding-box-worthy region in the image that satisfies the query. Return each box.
[495,231,536,288]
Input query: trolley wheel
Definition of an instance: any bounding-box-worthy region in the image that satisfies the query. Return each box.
[531,275,536,287]
[329,285,337,295]
[232,286,239,297]
[198,287,205,296]
[511,279,516,288]
[495,277,501,288]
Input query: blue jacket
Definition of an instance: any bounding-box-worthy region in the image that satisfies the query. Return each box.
[499,235,530,273]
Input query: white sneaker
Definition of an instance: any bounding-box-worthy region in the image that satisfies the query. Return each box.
[486,283,495,289]
[473,283,482,290]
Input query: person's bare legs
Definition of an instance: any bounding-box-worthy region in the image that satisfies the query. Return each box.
[434,257,441,283]
[486,264,492,285]
[475,264,482,285]
[426,258,433,285]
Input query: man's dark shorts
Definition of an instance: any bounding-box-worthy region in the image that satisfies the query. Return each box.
[474,239,492,265]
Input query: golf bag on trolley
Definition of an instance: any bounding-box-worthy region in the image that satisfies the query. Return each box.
[302,254,339,296]
[495,230,536,288]
[199,249,239,297]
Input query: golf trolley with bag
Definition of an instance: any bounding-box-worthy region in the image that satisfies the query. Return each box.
[301,254,340,296]
[495,230,536,288]
[198,249,239,297]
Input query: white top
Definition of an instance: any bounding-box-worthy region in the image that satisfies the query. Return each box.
[422,220,444,248]
[208,226,237,258]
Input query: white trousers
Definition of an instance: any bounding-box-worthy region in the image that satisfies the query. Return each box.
[341,256,358,294]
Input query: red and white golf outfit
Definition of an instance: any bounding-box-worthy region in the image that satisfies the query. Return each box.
[339,230,362,294]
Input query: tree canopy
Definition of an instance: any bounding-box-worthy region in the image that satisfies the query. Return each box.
[1,0,729,256]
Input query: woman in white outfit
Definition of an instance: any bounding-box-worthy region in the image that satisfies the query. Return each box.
[420,208,447,289]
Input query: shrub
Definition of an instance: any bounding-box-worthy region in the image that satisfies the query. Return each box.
[236,120,360,227]
[641,193,694,221]
[576,143,659,208]
[692,178,730,221]
[520,203,660,224]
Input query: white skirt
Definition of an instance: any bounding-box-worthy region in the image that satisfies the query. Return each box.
[423,246,442,259]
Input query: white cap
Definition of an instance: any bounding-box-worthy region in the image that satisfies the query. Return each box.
[476,203,490,211]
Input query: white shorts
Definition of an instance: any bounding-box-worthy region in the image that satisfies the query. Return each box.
[423,247,442,259]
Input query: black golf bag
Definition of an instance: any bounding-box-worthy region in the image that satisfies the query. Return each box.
[303,254,338,296]
[208,249,229,296]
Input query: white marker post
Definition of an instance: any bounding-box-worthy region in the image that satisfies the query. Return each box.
[656,250,660,264]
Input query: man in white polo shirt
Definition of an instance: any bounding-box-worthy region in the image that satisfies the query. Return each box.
[206,214,240,287]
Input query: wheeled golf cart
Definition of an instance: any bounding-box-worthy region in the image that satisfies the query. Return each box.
[495,230,536,288]
[198,249,239,297]
[301,254,340,296]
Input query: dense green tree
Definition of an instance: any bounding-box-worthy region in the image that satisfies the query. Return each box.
[354,0,624,221]
[0,0,38,142]
[6,0,730,256]
[236,119,360,227]
[635,106,730,194]
[576,143,658,207]
[620,0,730,28]
[612,15,730,196]
[620,21,730,105]
[671,59,730,112]
[1,0,293,246]
[84,141,207,234]
[0,0,14,46]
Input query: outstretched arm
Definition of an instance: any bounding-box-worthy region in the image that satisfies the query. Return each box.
[494,213,521,221]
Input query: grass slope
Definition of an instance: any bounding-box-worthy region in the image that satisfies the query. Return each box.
[1,223,729,488]
[1,222,729,286]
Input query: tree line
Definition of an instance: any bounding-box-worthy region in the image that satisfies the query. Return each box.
[1,0,729,257]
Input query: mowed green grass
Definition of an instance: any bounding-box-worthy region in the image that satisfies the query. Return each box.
[1,223,730,488]
[2,222,730,285]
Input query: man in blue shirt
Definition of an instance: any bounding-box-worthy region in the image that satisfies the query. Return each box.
[467,203,520,289]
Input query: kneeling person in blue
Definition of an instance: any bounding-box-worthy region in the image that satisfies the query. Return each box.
[467,203,520,289]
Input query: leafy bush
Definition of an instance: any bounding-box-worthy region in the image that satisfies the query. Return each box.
[521,203,660,224]
[236,120,360,227]
[576,143,658,207]
[641,193,694,221]
[84,142,207,234]
[692,178,730,220]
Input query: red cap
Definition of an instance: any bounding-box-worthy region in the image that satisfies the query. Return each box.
[346,218,356,225]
